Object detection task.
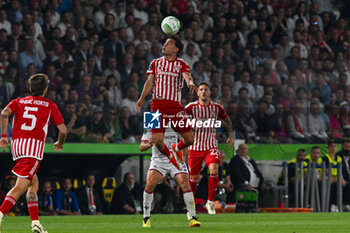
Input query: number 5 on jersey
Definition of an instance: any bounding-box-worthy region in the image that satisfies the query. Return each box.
[21,106,38,131]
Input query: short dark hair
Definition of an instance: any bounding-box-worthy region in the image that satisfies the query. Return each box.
[343,140,350,145]
[238,87,249,94]
[28,74,49,96]
[168,35,184,53]
[328,139,337,146]
[210,84,219,90]
[198,81,209,88]
[311,146,320,151]
[297,148,306,153]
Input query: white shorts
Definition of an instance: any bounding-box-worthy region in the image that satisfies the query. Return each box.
[149,159,188,178]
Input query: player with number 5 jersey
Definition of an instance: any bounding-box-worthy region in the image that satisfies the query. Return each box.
[0,74,67,233]
[185,82,234,215]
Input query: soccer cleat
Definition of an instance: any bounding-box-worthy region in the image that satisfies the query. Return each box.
[189,217,201,227]
[205,201,216,215]
[31,221,48,233]
[142,217,151,228]
[168,151,180,170]
[171,144,183,162]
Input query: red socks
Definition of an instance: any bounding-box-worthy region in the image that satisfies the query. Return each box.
[208,175,219,201]
[0,196,16,215]
[189,178,199,197]
[176,138,187,151]
[27,201,39,221]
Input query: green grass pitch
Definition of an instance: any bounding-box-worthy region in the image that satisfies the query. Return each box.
[2,213,350,233]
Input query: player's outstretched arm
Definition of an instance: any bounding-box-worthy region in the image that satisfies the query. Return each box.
[54,123,67,151]
[183,72,197,94]
[136,74,154,113]
[0,107,11,151]
[225,116,234,148]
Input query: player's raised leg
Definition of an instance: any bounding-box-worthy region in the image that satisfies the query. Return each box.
[153,132,180,169]
[143,170,163,227]
[174,173,200,227]
[172,131,194,162]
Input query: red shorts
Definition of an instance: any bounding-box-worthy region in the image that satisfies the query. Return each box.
[12,158,40,181]
[188,149,220,175]
[151,99,192,134]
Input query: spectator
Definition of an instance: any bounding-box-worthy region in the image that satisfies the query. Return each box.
[219,84,232,109]
[62,101,87,142]
[38,181,56,216]
[53,178,81,215]
[119,106,141,143]
[77,174,103,215]
[73,37,90,67]
[309,72,332,104]
[105,108,122,143]
[112,173,143,214]
[232,71,256,100]
[182,43,199,70]
[271,102,290,143]
[118,53,135,90]
[86,106,110,143]
[0,9,11,35]
[308,101,329,143]
[250,100,274,142]
[18,38,42,77]
[93,0,114,32]
[287,101,312,143]
[235,101,257,142]
[284,46,300,73]
[121,85,139,116]
[141,11,162,41]
[229,144,264,196]
[99,13,116,42]
[77,74,99,99]
[327,104,343,139]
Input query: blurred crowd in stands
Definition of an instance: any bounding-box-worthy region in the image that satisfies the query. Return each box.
[0,0,350,143]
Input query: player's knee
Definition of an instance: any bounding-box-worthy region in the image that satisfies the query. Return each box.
[181,182,191,191]
[190,174,201,183]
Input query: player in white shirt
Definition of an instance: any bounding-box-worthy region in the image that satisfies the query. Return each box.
[140,128,200,228]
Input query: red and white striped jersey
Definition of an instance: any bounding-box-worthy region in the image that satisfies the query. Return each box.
[6,96,64,160]
[147,56,190,103]
[185,101,228,151]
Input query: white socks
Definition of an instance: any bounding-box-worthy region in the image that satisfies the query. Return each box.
[183,192,196,218]
[143,191,153,218]
[0,211,3,219]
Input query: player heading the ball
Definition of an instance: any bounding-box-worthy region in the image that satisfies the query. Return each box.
[136,35,197,169]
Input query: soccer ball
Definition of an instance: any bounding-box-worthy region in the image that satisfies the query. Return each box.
[161,16,180,35]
